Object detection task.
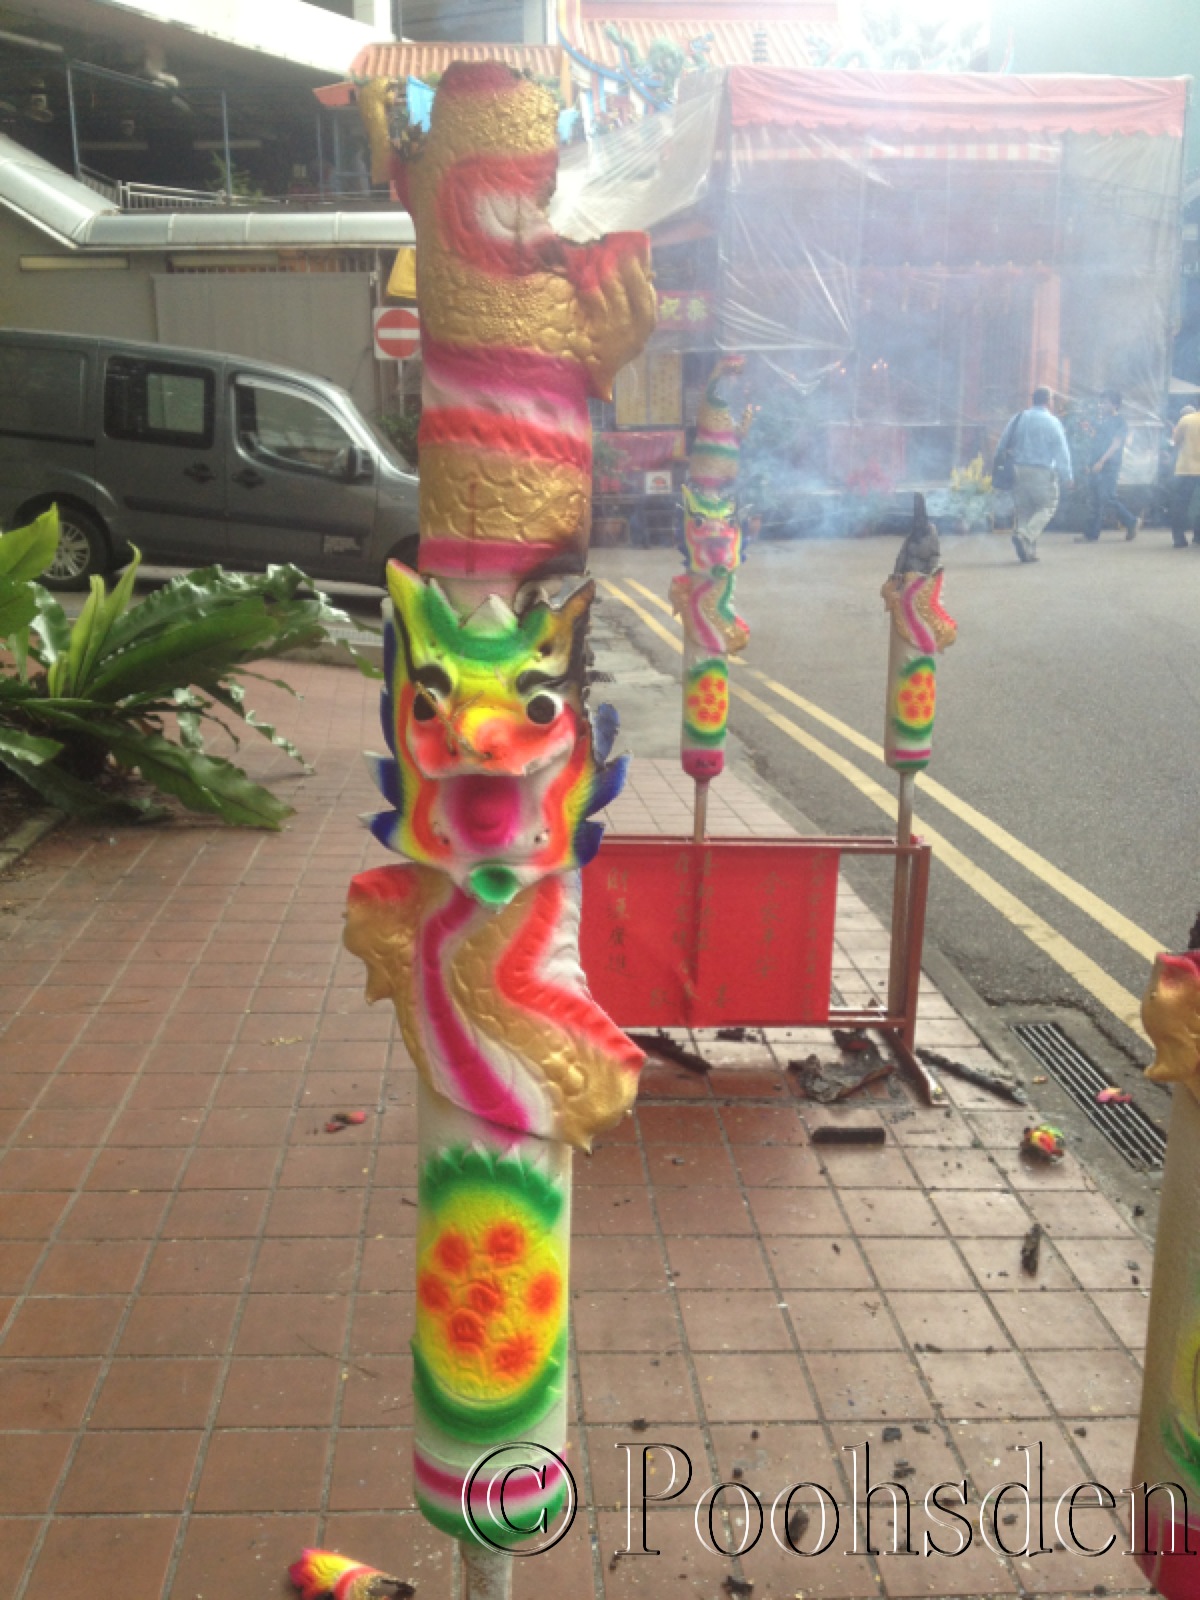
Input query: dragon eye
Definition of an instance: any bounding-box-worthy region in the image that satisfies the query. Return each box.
[526,693,560,725]
[412,691,438,722]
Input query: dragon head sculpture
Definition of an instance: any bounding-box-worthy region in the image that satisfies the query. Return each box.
[365,562,625,906]
[680,483,745,578]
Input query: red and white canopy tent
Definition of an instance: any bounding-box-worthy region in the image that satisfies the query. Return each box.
[725,66,1187,137]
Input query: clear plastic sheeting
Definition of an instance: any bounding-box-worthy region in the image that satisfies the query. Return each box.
[559,68,1186,502]
[549,69,725,244]
[724,98,1184,488]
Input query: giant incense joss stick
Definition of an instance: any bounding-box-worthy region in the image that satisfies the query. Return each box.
[1132,947,1200,1593]
[880,496,956,1028]
[294,61,655,1593]
[880,495,957,776]
[669,356,750,836]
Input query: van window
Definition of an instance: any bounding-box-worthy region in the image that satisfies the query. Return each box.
[234,379,353,476]
[0,345,87,440]
[105,356,214,449]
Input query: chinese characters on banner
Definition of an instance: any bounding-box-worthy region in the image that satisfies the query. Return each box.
[656,289,715,332]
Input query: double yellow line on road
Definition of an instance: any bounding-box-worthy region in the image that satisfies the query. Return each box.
[602,576,1151,1041]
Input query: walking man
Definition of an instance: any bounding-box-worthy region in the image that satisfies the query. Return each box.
[994,386,1074,563]
[1082,391,1140,542]
[1170,403,1200,547]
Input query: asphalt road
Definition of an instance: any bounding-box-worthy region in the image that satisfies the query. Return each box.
[588,527,1200,1070]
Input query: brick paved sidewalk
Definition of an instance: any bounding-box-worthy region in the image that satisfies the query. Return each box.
[0,662,1154,1600]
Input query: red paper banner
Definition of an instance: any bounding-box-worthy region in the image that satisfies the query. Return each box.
[597,430,687,471]
[581,837,839,1028]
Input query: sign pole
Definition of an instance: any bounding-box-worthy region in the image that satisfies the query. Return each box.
[886,767,915,1020]
[462,1546,513,1600]
[692,776,709,844]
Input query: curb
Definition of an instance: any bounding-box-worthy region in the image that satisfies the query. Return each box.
[0,808,61,872]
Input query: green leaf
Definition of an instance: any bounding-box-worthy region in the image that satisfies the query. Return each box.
[193,707,241,750]
[0,585,37,645]
[83,600,293,702]
[48,549,143,698]
[175,711,203,751]
[0,508,60,584]
[108,727,294,829]
[29,586,71,667]
[7,695,129,723]
[207,680,307,767]
[98,563,245,657]
[89,548,143,673]
[0,726,63,765]
[172,688,208,752]
[74,565,347,705]
[101,562,350,663]
[26,582,71,668]
[0,518,53,641]
[33,561,349,706]
[0,746,147,820]
[233,671,299,696]
[0,678,40,703]
[40,711,294,829]
[48,574,103,698]
[9,626,29,683]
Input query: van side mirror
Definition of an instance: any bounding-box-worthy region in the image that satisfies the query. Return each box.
[339,444,374,484]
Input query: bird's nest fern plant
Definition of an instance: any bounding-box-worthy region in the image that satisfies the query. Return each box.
[0,507,374,828]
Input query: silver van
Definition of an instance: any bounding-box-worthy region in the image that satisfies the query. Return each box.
[0,329,420,590]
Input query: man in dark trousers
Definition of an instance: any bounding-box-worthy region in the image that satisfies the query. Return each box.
[994,387,1073,563]
[1170,404,1200,547]
[1081,391,1140,542]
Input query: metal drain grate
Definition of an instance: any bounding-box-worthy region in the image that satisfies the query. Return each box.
[1009,1021,1166,1171]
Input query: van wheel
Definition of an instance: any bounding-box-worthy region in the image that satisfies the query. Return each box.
[41,507,110,591]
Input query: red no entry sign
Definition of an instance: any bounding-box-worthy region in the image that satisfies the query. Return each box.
[373,305,420,361]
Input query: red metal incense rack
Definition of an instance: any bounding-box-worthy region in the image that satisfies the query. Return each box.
[580,834,936,1101]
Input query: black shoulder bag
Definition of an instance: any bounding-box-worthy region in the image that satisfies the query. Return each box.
[993,411,1025,492]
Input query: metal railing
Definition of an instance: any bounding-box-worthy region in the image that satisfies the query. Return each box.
[77,166,253,212]
[77,164,120,203]
[76,165,390,216]
[119,181,238,211]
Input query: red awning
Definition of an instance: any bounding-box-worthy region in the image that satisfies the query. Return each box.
[727,68,1188,139]
[348,40,563,81]
[314,42,567,109]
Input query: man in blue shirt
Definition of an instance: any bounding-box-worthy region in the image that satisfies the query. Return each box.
[994,387,1074,563]
[1081,390,1140,543]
